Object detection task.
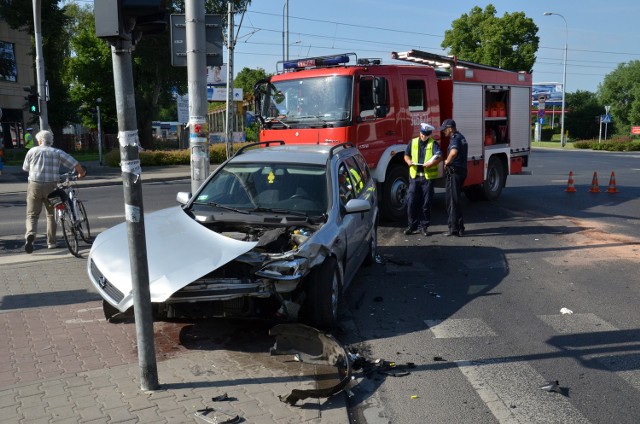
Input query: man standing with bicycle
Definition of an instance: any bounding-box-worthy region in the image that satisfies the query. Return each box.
[22,130,85,253]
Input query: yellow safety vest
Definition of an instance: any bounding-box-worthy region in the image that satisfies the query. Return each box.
[24,133,34,149]
[409,137,439,179]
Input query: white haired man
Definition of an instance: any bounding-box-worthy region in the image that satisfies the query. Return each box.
[22,130,85,253]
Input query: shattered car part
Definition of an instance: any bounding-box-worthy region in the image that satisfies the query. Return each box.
[269,323,352,405]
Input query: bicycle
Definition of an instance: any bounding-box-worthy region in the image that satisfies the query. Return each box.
[47,169,91,257]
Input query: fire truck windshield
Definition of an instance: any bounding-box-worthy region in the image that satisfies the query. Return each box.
[263,76,352,126]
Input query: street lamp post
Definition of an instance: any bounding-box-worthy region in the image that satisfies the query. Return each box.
[544,12,568,147]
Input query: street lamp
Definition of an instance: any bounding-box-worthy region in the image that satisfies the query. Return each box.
[96,98,103,165]
[543,12,568,147]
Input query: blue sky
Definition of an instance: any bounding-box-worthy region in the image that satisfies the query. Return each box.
[230,0,640,93]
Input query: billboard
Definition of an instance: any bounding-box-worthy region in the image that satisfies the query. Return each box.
[532,82,563,107]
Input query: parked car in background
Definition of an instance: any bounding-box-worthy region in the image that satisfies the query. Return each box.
[88,142,378,328]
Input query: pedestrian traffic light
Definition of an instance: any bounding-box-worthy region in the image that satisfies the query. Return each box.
[27,94,39,115]
[95,0,168,42]
[23,86,39,115]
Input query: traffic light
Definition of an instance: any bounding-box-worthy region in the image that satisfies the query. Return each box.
[28,94,39,115]
[23,86,39,115]
[95,0,168,41]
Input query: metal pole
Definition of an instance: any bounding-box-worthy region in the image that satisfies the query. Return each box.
[32,0,48,130]
[186,0,210,194]
[598,116,602,143]
[110,38,158,392]
[97,98,103,165]
[224,2,235,159]
[284,0,289,61]
[604,121,608,141]
[543,12,568,147]
[560,26,567,147]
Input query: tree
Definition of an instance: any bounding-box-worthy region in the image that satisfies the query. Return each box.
[441,4,539,72]
[598,61,640,135]
[565,90,603,140]
[234,66,270,100]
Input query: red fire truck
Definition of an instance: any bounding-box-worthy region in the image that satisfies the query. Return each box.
[254,49,532,221]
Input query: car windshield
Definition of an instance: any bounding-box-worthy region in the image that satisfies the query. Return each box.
[193,162,329,217]
[264,76,352,124]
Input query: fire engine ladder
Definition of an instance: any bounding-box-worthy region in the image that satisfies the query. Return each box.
[391,49,515,73]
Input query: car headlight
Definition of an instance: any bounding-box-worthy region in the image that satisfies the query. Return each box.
[255,258,309,281]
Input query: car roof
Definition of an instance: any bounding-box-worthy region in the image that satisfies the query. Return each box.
[230,143,356,166]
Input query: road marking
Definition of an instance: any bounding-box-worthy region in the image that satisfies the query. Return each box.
[96,214,124,220]
[64,318,103,324]
[456,359,589,424]
[424,318,496,338]
[537,313,616,334]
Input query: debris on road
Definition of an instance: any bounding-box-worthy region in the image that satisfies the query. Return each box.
[560,307,574,315]
[540,380,561,393]
[270,323,352,405]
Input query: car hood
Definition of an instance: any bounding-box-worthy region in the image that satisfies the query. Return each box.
[89,206,257,304]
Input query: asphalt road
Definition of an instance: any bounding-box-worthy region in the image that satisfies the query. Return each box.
[1,148,639,423]
[343,148,640,423]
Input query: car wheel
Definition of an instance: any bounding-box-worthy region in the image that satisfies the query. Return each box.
[304,256,340,328]
[363,225,377,266]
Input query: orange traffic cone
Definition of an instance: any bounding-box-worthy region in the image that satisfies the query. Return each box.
[564,171,576,193]
[607,171,619,193]
[588,171,600,193]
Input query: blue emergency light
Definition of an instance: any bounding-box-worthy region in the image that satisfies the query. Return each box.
[280,53,354,71]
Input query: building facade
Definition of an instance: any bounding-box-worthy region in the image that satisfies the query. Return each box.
[1,18,35,150]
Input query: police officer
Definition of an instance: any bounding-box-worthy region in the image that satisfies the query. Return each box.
[440,119,468,237]
[24,128,34,149]
[403,123,442,236]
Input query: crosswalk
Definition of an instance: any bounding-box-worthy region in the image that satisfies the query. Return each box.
[424,313,637,423]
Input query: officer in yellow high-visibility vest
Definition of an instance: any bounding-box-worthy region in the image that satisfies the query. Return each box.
[403,123,442,236]
[24,128,34,149]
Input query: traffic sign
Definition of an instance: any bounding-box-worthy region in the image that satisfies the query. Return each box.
[602,114,612,124]
[631,126,640,135]
[539,118,545,124]
[537,109,545,118]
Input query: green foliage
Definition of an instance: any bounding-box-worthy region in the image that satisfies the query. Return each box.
[441,4,539,72]
[566,91,603,140]
[598,61,640,134]
[234,67,271,99]
[572,140,640,151]
[103,143,250,167]
[244,122,260,142]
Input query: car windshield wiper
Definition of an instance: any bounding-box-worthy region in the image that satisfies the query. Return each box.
[250,206,309,218]
[265,117,290,128]
[205,201,250,214]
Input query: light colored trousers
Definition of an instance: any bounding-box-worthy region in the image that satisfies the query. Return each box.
[25,181,58,246]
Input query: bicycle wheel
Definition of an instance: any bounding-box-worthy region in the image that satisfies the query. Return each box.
[75,200,91,243]
[60,209,80,257]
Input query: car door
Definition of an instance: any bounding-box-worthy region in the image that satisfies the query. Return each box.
[338,157,371,283]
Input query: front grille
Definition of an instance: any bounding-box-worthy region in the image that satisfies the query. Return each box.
[90,259,124,303]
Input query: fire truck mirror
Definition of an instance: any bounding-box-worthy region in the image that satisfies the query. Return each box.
[373,77,387,108]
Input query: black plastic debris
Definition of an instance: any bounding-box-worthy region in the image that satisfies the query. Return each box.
[433,356,446,362]
[270,323,352,405]
[211,393,229,402]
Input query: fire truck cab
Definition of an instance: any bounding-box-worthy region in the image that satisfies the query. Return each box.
[254,50,532,221]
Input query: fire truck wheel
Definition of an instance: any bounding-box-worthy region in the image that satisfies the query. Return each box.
[381,164,408,222]
[482,157,505,200]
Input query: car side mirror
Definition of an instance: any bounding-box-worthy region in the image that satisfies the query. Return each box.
[344,198,371,214]
[176,192,191,205]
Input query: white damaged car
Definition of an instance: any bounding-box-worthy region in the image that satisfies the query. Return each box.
[88,142,378,327]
